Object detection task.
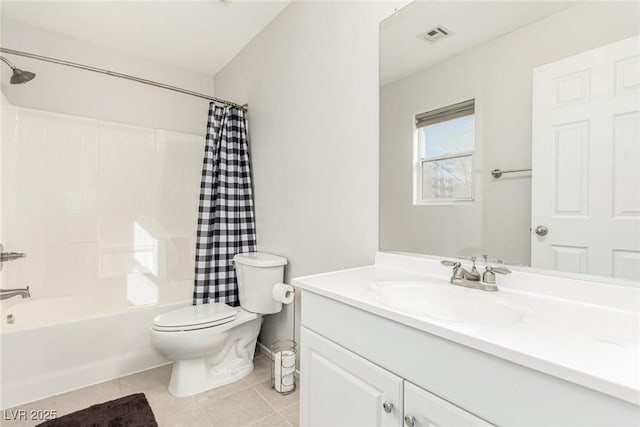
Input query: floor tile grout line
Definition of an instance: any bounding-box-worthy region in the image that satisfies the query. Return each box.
[251,383,297,427]
[196,404,215,427]
[253,382,288,414]
[156,404,214,427]
[182,402,215,427]
[249,410,291,427]
[252,380,299,408]
[273,403,296,427]
[195,386,275,427]
[251,384,296,426]
[245,388,279,427]
[277,409,295,427]
[194,381,255,407]
[252,385,279,414]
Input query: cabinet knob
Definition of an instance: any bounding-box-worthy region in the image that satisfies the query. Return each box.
[404,415,416,427]
[382,401,393,413]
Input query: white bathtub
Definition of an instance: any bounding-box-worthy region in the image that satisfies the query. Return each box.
[0,280,191,409]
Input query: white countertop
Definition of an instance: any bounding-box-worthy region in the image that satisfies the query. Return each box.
[292,252,640,405]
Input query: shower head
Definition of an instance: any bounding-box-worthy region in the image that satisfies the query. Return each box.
[1,56,36,84]
[10,67,36,84]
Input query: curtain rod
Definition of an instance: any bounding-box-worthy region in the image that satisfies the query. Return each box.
[0,47,247,110]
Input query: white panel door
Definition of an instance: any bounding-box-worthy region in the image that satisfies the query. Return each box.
[531,35,640,280]
[403,381,492,427]
[300,327,403,427]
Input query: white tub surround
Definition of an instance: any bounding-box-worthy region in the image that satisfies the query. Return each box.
[293,252,639,426]
[1,105,203,301]
[0,104,201,410]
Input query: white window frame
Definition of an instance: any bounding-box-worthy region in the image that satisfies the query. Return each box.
[413,99,476,205]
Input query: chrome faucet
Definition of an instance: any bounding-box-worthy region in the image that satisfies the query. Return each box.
[441,257,481,286]
[441,256,510,292]
[0,286,30,300]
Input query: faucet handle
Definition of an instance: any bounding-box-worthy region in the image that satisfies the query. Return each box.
[487,266,511,275]
[441,260,461,267]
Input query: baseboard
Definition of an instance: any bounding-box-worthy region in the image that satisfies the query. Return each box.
[256,341,272,358]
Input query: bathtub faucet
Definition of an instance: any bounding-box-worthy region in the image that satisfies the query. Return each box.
[0,286,30,300]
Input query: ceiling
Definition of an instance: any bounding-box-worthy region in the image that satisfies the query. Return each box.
[380,1,578,86]
[1,0,291,76]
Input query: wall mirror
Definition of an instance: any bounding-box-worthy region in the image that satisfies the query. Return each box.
[379,1,640,284]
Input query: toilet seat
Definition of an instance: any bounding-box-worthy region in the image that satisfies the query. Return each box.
[152,302,237,332]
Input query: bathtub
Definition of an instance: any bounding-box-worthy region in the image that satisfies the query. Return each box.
[0,279,191,410]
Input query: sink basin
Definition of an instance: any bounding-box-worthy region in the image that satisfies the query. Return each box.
[371,281,523,327]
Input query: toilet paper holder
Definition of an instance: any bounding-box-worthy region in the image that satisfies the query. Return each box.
[272,283,295,305]
[270,339,297,395]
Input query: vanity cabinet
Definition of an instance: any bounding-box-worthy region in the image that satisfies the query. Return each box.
[297,290,639,426]
[300,326,491,427]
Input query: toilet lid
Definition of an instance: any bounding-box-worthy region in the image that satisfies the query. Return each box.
[153,302,237,329]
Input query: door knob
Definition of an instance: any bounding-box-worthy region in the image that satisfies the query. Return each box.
[535,225,549,236]
[404,415,416,427]
[382,401,393,413]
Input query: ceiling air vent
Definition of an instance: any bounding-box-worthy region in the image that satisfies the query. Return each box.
[418,25,453,43]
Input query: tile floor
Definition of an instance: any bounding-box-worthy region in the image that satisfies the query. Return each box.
[1,354,299,427]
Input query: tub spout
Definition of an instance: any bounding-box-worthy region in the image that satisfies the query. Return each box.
[0,286,30,300]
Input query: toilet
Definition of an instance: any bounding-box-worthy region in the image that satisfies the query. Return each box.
[150,252,288,397]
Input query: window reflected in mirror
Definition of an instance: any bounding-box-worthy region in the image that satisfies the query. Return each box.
[415,101,475,203]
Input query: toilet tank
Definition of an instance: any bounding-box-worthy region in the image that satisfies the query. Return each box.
[233,252,288,314]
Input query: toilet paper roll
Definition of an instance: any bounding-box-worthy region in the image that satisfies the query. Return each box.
[276,374,295,393]
[280,373,295,393]
[274,350,296,393]
[272,283,295,304]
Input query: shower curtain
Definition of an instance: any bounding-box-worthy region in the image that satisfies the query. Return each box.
[194,103,257,306]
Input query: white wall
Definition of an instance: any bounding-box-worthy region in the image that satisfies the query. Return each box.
[1,19,214,134]
[380,2,640,265]
[214,1,403,347]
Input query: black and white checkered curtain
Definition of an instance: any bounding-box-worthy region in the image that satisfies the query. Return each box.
[194,103,257,306]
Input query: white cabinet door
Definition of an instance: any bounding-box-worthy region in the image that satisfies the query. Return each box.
[404,382,492,427]
[531,35,640,279]
[300,327,404,427]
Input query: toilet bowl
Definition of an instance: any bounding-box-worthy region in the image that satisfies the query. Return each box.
[150,252,288,397]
